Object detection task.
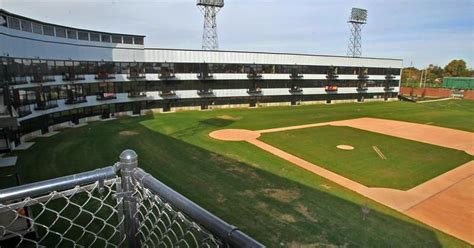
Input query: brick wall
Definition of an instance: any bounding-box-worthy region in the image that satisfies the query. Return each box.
[463,90,474,100]
[400,87,451,98]
[400,87,474,100]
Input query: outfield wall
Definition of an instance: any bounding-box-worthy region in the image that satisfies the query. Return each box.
[400,87,474,100]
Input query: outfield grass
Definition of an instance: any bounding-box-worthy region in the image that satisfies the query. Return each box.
[3,100,474,247]
[259,126,473,190]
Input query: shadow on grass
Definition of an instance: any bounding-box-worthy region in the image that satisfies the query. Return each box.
[199,118,235,127]
[7,116,452,247]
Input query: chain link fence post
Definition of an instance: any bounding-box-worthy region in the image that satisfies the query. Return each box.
[118,149,140,247]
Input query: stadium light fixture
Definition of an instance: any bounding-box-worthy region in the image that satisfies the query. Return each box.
[347,8,368,57]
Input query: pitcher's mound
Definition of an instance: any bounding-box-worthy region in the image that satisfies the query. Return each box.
[337,145,354,150]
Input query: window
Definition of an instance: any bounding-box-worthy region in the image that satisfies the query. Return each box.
[111,35,122,43]
[55,61,66,75]
[20,19,32,32]
[101,34,111,43]
[123,36,133,44]
[78,31,89,41]
[90,32,100,42]
[0,15,6,27]
[47,61,56,75]
[32,22,43,34]
[43,25,54,36]
[66,30,77,39]
[134,37,144,45]
[7,16,20,30]
[56,27,66,38]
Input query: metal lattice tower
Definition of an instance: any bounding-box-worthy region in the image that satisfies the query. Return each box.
[197,0,224,50]
[347,8,368,57]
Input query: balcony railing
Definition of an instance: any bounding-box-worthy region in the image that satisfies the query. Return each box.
[34,100,58,111]
[30,75,55,83]
[10,76,28,85]
[160,90,176,97]
[357,86,368,92]
[62,73,85,81]
[384,86,395,91]
[16,105,32,117]
[247,71,263,80]
[197,88,215,96]
[96,92,117,101]
[159,71,176,80]
[326,68,339,80]
[127,71,146,80]
[358,74,369,80]
[290,70,303,79]
[95,72,116,80]
[128,91,147,98]
[197,72,214,80]
[65,95,87,105]
[0,150,264,247]
[289,86,303,94]
[247,88,263,95]
[386,74,396,80]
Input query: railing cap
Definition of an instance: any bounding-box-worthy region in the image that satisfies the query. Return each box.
[120,149,138,165]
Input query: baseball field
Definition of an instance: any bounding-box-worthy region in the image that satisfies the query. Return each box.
[3,99,474,247]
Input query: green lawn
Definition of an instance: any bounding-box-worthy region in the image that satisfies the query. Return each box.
[259,126,473,190]
[3,100,474,247]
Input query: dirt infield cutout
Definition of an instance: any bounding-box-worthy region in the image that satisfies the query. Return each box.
[209,117,474,244]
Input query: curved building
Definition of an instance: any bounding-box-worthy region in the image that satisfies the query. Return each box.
[0,9,402,151]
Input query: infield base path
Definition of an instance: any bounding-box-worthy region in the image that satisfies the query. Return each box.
[209,117,474,244]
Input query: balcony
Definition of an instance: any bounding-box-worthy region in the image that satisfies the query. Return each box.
[386,74,396,80]
[160,90,176,97]
[9,76,28,85]
[289,86,303,94]
[30,75,55,83]
[358,74,369,80]
[197,72,214,80]
[95,72,116,80]
[159,71,176,80]
[128,91,147,98]
[290,72,303,79]
[357,86,368,92]
[197,89,214,96]
[96,92,117,101]
[34,100,58,111]
[247,71,262,80]
[16,105,32,117]
[63,73,85,81]
[65,95,87,105]
[127,71,146,80]
[326,68,339,80]
[325,85,338,92]
[247,88,263,95]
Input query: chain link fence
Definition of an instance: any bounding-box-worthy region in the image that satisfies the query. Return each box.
[0,150,263,248]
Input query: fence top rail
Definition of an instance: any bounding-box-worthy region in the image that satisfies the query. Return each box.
[0,165,118,203]
[132,168,265,248]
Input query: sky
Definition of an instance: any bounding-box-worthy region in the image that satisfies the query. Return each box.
[1,0,473,68]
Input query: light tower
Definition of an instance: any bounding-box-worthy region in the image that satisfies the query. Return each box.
[197,0,224,50]
[347,8,368,57]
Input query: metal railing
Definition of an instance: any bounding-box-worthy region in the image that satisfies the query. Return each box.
[0,150,264,248]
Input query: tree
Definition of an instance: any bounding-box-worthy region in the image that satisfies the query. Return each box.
[425,64,443,85]
[401,67,421,86]
[443,59,469,77]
